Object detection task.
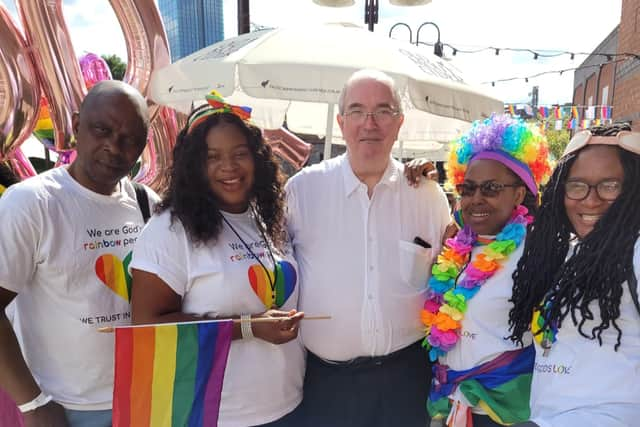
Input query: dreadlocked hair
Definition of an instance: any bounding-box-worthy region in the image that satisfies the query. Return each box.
[508,123,640,351]
[158,108,287,251]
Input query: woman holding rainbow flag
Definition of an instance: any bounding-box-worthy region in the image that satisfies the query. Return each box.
[421,114,551,427]
[130,92,304,427]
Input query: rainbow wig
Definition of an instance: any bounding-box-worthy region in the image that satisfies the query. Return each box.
[447,114,551,195]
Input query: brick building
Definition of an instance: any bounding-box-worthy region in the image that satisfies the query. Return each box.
[573,0,640,130]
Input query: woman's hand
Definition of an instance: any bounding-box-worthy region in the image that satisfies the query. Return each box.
[252,309,304,345]
[404,158,438,187]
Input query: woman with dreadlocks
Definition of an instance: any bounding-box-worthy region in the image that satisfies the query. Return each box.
[509,123,640,427]
[422,114,551,427]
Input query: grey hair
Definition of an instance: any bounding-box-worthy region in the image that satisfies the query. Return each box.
[337,69,403,115]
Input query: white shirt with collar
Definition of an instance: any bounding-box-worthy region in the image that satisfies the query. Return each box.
[285,154,450,361]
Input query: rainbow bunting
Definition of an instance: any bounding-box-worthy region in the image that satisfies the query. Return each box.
[571,106,579,119]
[554,106,562,119]
[508,105,515,115]
[601,106,611,120]
[113,320,233,427]
[538,106,548,119]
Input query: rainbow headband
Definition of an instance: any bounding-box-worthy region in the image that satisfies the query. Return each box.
[447,114,551,196]
[187,91,252,135]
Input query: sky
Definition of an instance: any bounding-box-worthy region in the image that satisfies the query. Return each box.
[0,0,623,106]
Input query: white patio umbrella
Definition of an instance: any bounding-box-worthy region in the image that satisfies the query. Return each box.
[149,23,502,158]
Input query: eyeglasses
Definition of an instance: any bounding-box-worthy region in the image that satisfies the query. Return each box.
[563,130,640,158]
[564,179,622,201]
[455,181,522,198]
[342,108,400,125]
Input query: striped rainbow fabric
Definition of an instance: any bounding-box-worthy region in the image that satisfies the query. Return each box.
[113,320,233,427]
[428,346,534,426]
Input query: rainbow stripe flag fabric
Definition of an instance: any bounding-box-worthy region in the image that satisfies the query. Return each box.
[428,345,534,425]
[113,320,233,427]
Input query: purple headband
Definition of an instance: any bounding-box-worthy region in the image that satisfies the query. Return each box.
[470,150,538,196]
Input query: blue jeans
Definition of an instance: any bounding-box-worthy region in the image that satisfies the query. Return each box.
[64,408,112,427]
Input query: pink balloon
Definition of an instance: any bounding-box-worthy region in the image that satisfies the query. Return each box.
[109,0,170,121]
[18,0,86,152]
[8,147,37,180]
[0,4,41,161]
[134,106,178,193]
[264,128,312,170]
[54,149,77,167]
[79,53,113,89]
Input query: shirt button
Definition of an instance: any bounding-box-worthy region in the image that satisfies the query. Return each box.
[369,265,374,271]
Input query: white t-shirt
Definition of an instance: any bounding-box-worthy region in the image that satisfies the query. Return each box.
[529,240,640,427]
[0,167,158,410]
[130,209,304,427]
[286,154,451,360]
[442,244,532,412]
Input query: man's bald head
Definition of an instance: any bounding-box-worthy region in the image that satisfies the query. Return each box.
[80,80,149,129]
[69,80,151,195]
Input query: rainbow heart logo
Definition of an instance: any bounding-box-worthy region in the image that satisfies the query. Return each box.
[248,261,297,309]
[95,252,133,302]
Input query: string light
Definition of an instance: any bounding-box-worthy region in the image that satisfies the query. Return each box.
[481,56,638,86]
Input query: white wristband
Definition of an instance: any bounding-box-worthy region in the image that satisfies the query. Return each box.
[240,314,254,339]
[18,391,52,413]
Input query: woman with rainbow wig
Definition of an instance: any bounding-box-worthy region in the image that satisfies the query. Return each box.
[421,114,551,427]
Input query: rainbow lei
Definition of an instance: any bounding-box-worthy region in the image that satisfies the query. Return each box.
[421,205,533,362]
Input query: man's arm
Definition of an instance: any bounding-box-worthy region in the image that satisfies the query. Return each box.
[0,288,39,403]
[0,185,68,426]
[0,288,68,426]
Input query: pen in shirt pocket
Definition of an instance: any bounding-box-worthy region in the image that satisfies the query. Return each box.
[413,236,432,249]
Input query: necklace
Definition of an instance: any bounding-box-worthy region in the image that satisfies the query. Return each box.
[532,297,559,357]
[421,205,532,362]
[221,208,279,307]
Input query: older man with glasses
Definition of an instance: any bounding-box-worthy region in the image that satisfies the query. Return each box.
[285,69,451,427]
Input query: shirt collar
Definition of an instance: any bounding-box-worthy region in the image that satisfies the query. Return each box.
[341,154,400,197]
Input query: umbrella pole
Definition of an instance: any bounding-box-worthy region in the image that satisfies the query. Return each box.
[323,103,335,160]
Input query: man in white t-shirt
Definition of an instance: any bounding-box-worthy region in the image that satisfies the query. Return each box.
[286,69,450,427]
[0,81,157,427]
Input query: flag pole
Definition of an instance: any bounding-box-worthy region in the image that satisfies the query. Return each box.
[97,315,332,333]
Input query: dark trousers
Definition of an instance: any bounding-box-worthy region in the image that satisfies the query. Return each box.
[252,404,304,427]
[299,341,432,427]
[472,414,504,427]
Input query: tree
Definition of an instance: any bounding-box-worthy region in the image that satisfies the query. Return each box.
[101,54,126,81]
[526,117,571,161]
[545,126,571,161]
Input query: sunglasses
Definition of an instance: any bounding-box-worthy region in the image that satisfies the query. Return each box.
[563,130,640,158]
[456,181,522,198]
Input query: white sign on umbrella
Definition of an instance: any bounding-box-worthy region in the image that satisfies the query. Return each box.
[149,23,502,158]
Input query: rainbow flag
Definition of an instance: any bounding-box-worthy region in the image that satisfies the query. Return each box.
[554,106,562,119]
[113,320,233,427]
[508,105,515,115]
[428,346,534,425]
[571,106,579,119]
[538,106,548,119]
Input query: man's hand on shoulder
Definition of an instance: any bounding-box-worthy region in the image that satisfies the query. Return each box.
[23,401,69,427]
[403,158,438,187]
